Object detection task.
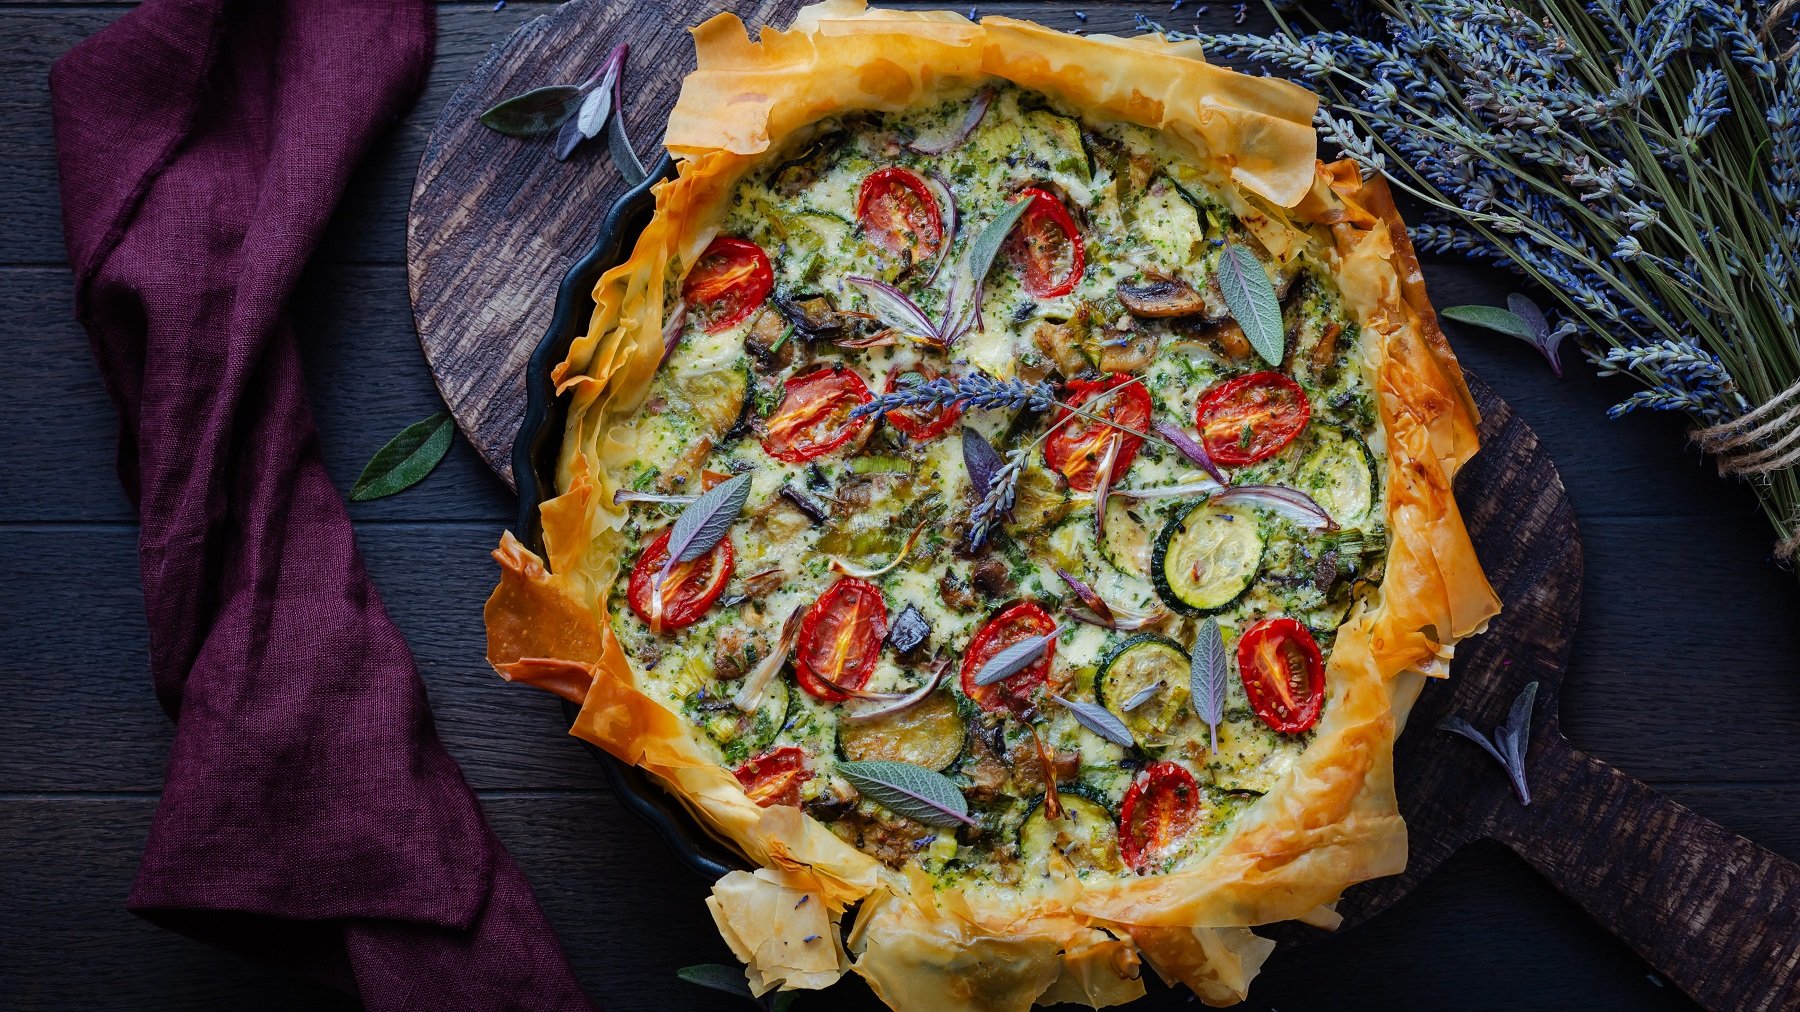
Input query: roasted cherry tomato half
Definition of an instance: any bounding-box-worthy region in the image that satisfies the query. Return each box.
[796,578,889,702]
[1237,617,1326,733]
[733,746,812,808]
[1005,186,1085,299]
[1195,371,1311,466]
[682,236,774,333]
[959,601,1057,714]
[761,366,874,463]
[882,364,961,441]
[857,167,944,265]
[1043,376,1154,492]
[1119,760,1201,872]
[625,527,734,632]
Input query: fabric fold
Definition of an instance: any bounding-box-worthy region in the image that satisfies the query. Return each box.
[51,1,594,1007]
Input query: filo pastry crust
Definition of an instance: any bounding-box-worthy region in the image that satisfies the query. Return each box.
[482,3,1500,1007]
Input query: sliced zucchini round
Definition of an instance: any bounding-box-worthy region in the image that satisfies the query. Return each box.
[1018,793,1119,872]
[1151,501,1265,614]
[837,689,968,772]
[697,676,790,758]
[1096,635,1193,750]
[1100,497,1154,580]
[1294,427,1377,529]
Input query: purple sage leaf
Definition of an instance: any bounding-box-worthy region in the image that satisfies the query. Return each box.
[1217,243,1284,366]
[1190,618,1228,753]
[836,760,977,827]
[479,84,585,137]
[664,472,751,567]
[962,426,1003,500]
[972,624,1063,686]
[1507,293,1566,378]
[1052,694,1136,748]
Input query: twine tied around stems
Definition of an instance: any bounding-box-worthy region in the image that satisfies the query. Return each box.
[1693,374,1800,558]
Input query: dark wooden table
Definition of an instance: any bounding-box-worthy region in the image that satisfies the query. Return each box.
[5,2,1799,1010]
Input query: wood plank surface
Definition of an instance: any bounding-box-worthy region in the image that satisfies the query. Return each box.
[4,0,1800,1009]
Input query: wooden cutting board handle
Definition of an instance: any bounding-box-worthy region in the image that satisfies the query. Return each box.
[1488,732,1800,1010]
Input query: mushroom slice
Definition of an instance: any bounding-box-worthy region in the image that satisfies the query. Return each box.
[1117,276,1208,318]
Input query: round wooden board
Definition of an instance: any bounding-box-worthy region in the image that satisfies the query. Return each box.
[409,0,1585,934]
[408,0,805,486]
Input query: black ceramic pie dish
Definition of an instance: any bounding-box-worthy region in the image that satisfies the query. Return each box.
[512,152,740,881]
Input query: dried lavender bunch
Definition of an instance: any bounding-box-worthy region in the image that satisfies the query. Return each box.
[1159,0,1800,563]
[852,372,1056,420]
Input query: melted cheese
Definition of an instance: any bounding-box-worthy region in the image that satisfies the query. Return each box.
[610,83,1387,890]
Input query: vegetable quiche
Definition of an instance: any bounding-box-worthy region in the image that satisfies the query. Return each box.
[484,3,1501,1008]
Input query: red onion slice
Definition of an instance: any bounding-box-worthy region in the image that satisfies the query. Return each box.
[1152,420,1227,486]
[1211,484,1338,531]
[846,276,939,343]
[906,87,993,155]
[1092,433,1122,545]
[924,170,960,284]
[1054,567,1115,627]
[659,299,689,368]
[842,659,951,722]
[613,489,700,507]
[733,605,805,712]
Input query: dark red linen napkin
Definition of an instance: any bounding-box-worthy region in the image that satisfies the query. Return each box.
[51,1,595,1007]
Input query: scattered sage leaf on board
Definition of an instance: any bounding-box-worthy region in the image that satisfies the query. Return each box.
[607,78,648,185]
[665,473,751,565]
[1437,680,1538,806]
[1506,293,1566,377]
[478,84,583,137]
[552,115,586,161]
[1217,243,1285,366]
[1190,617,1228,753]
[837,760,976,827]
[574,70,616,138]
[349,412,454,502]
[676,964,753,999]
[972,624,1063,686]
[1052,694,1136,748]
[1441,303,1535,340]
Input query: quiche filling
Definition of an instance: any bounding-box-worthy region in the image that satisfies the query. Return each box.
[608,84,1386,890]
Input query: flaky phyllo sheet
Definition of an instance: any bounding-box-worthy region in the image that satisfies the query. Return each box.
[483,2,1500,1007]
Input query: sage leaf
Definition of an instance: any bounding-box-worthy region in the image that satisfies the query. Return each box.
[478,84,584,137]
[607,83,647,185]
[962,195,1035,289]
[1121,681,1162,711]
[349,412,454,502]
[836,760,976,827]
[1441,304,1535,339]
[972,624,1063,686]
[961,426,1003,500]
[1217,243,1285,366]
[665,472,751,565]
[1190,618,1228,753]
[1437,680,1538,806]
[574,72,616,138]
[675,964,754,999]
[1052,694,1136,748]
[939,197,1036,343]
